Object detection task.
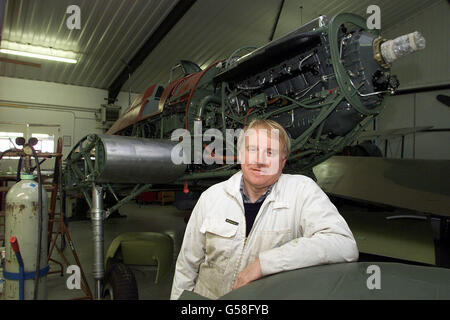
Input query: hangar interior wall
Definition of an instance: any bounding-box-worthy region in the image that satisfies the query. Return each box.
[373,1,450,160]
[1,0,448,170]
[0,76,139,172]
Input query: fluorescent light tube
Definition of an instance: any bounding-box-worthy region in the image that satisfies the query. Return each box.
[0,48,77,63]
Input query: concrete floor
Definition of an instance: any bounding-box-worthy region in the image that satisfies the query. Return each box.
[2,196,446,300]
[45,202,189,300]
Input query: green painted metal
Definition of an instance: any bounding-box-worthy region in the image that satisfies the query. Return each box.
[105,232,174,284]
[313,156,450,216]
[341,211,436,265]
[291,91,344,150]
[180,262,450,300]
[328,13,385,116]
[105,184,152,216]
[248,93,267,108]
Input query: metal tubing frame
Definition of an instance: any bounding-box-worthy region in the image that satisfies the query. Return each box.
[105,184,152,218]
[91,184,104,300]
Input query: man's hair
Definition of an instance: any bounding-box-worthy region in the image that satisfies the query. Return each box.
[237,118,291,159]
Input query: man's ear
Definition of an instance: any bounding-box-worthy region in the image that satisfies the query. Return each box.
[280,157,287,170]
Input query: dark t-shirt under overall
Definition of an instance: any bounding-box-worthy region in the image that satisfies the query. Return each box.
[240,177,274,237]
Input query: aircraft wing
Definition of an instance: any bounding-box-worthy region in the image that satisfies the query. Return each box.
[313,156,450,217]
[179,262,450,299]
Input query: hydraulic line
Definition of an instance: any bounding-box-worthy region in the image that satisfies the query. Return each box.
[30,146,43,300]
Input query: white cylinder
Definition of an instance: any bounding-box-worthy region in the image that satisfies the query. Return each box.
[4,173,48,300]
[380,31,426,65]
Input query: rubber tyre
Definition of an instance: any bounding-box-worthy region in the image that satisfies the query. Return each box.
[102,262,139,300]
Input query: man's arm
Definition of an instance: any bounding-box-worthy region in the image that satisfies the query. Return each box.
[170,193,206,300]
[258,178,359,276]
[232,258,262,290]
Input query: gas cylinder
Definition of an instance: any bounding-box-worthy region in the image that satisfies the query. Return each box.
[4,173,48,300]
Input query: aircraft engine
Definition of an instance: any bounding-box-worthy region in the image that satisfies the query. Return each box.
[214,15,424,140]
[64,13,426,204]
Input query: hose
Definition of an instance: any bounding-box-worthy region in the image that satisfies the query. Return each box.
[30,146,43,300]
[225,46,258,69]
[16,157,22,182]
[0,148,15,160]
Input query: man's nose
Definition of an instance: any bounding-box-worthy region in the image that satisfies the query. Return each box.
[256,150,269,165]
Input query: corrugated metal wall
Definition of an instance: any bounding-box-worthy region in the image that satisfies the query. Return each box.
[0,0,442,93]
[383,1,449,89]
[123,0,441,93]
[375,1,450,160]
[0,0,176,88]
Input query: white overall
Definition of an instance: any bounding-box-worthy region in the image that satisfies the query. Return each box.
[171,171,358,300]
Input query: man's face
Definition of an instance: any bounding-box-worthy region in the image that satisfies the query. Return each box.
[239,127,286,188]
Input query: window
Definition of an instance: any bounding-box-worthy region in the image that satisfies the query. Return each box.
[0,132,24,159]
[155,86,164,100]
[31,133,55,153]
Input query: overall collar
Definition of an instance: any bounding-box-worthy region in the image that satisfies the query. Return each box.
[225,170,283,204]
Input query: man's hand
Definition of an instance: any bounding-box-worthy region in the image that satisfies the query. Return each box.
[232,258,262,290]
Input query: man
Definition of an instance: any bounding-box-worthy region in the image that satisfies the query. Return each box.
[171,119,358,300]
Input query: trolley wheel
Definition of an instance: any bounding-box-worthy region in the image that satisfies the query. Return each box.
[102,262,139,300]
